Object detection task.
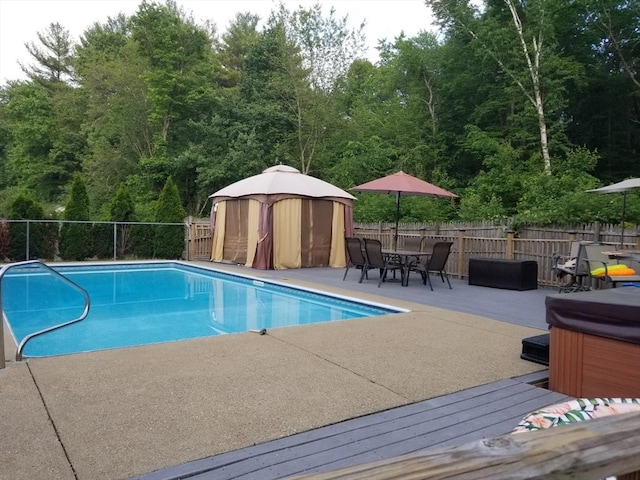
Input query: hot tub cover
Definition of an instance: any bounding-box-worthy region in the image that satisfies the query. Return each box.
[545,287,640,344]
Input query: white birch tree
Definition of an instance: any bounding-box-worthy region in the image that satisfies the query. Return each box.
[428,0,557,173]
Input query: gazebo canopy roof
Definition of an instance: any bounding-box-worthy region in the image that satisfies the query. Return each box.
[209,165,355,201]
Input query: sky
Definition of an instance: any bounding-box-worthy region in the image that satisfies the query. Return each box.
[0,0,437,85]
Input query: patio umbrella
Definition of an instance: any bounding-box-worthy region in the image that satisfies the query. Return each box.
[351,171,458,248]
[587,178,640,247]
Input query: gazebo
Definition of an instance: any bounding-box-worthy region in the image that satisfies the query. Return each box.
[209,165,355,269]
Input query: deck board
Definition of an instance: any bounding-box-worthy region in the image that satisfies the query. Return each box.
[136,375,569,480]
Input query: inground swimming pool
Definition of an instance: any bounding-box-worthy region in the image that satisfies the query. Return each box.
[1,262,403,357]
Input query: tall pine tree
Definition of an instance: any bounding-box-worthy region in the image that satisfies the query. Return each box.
[59,174,91,260]
[154,177,185,259]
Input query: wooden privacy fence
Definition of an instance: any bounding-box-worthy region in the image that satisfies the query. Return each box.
[186,218,640,288]
[352,225,640,288]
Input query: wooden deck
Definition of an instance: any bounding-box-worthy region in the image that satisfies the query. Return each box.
[135,372,569,480]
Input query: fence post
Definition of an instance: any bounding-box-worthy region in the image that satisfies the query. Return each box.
[184,220,190,261]
[113,222,117,261]
[0,292,4,369]
[594,221,601,243]
[419,228,426,251]
[507,230,515,259]
[568,230,577,243]
[26,220,30,260]
[636,230,640,251]
[457,229,466,279]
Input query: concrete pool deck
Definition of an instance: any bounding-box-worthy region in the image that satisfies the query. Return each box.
[1,262,550,479]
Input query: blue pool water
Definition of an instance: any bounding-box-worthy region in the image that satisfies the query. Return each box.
[1,262,400,357]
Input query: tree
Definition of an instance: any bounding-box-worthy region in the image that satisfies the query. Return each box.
[130,1,216,144]
[2,81,82,201]
[586,0,640,90]
[215,12,262,88]
[266,4,366,174]
[74,16,153,210]
[21,22,75,87]
[129,0,218,205]
[92,183,137,259]
[110,183,136,258]
[428,0,583,174]
[59,174,92,260]
[274,3,366,94]
[7,194,55,261]
[374,32,448,177]
[154,177,185,259]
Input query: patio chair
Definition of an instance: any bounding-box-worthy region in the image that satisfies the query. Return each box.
[403,236,423,252]
[409,241,453,290]
[363,238,403,287]
[583,243,640,289]
[343,236,369,283]
[551,241,592,293]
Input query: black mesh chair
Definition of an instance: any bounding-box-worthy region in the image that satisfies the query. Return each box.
[409,241,453,290]
[343,237,369,282]
[551,241,592,293]
[363,238,403,287]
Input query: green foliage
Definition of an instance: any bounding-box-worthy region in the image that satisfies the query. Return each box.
[22,22,75,86]
[110,183,136,221]
[328,137,395,189]
[91,223,114,260]
[74,17,152,210]
[153,177,185,259]
[457,126,529,220]
[513,147,628,226]
[7,194,55,260]
[59,174,92,260]
[352,194,398,223]
[0,0,637,233]
[92,183,138,259]
[129,0,217,202]
[0,221,8,260]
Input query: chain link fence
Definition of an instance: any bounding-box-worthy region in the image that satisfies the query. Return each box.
[0,219,188,262]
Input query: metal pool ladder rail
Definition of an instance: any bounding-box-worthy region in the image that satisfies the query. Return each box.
[0,260,91,367]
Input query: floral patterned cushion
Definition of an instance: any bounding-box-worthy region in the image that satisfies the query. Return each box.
[513,397,640,434]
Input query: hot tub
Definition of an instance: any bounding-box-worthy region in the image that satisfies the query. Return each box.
[546,287,640,398]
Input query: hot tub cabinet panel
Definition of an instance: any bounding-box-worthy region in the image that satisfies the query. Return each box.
[549,327,640,397]
[546,288,640,398]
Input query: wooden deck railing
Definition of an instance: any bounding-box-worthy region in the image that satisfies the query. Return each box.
[293,411,640,480]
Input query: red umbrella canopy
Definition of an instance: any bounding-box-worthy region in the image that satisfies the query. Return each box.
[351,171,457,248]
[351,171,457,198]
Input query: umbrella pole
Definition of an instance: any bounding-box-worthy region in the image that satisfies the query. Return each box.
[620,191,627,248]
[394,192,400,250]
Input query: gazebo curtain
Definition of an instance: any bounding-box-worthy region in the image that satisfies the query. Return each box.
[211,201,227,262]
[329,202,346,267]
[273,198,302,269]
[245,199,261,267]
[301,199,333,267]
[212,198,350,269]
[222,199,249,264]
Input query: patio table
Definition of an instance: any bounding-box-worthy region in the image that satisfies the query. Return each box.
[603,250,640,263]
[382,249,431,286]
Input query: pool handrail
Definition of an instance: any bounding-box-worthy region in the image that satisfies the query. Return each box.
[0,260,91,365]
